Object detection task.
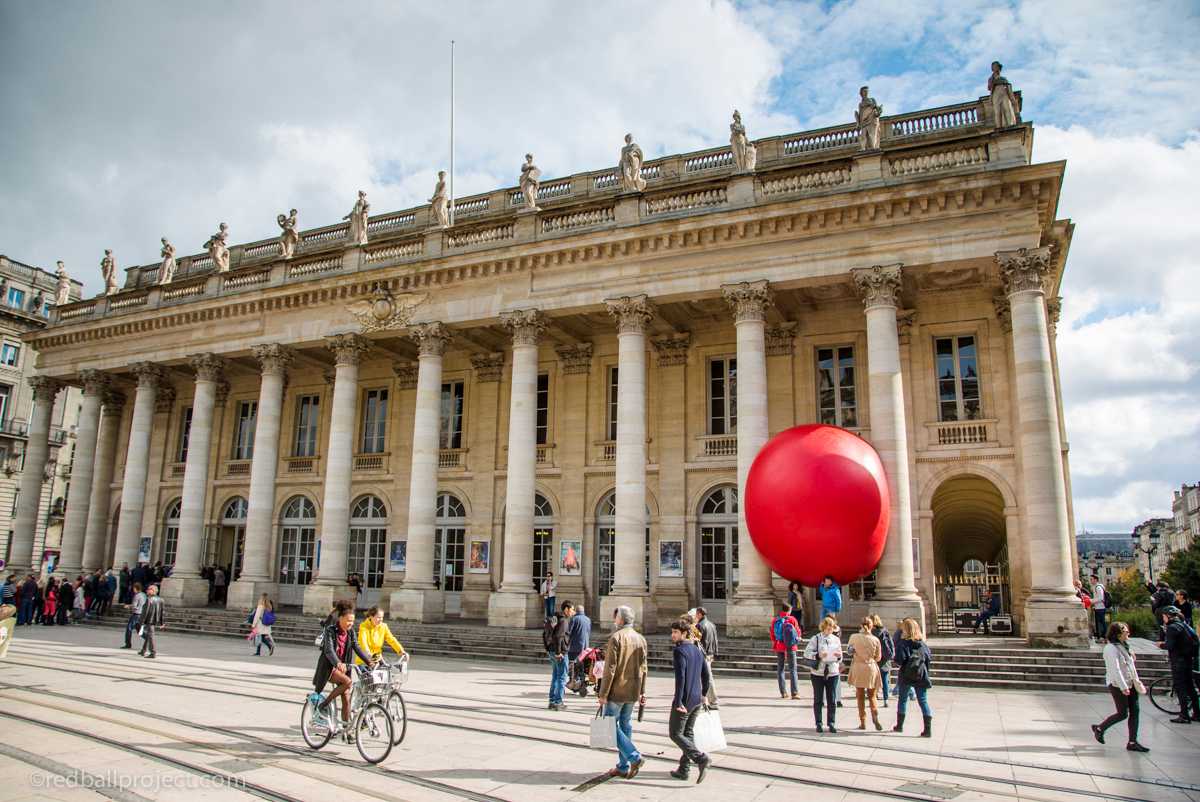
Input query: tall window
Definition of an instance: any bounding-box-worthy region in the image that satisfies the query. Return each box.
[0,383,11,422]
[0,343,19,367]
[817,346,857,427]
[935,336,981,421]
[605,367,619,441]
[360,389,388,453]
[349,495,387,589]
[6,288,24,309]
[708,357,737,435]
[293,395,320,457]
[532,492,554,588]
[278,496,317,586]
[232,400,257,460]
[176,406,193,462]
[439,381,464,449]
[162,500,181,568]
[536,373,550,445]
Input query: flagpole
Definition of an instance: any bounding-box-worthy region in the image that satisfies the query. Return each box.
[449,39,455,226]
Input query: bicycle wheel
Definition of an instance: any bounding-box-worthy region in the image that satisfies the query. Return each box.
[301,697,334,750]
[386,691,408,745]
[355,701,394,764]
[1148,676,1180,716]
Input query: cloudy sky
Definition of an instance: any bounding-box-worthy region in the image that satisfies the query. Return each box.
[1,1,1196,532]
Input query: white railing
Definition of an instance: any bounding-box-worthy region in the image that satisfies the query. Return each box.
[222,268,271,289]
[928,419,992,446]
[162,279,207,301]
[645,187,726,215]
[761,166,852,196]
[453,197,490,218]
[58,302,96,320]
[783,125,858,155]
[243,241,281,259]
[699,435,737,457]
[685,150,734,172]
[438,449,462,469]
[593,172,619,190]
[302,226,348,246]
[367,211,416,234]
[541,206,615,233]
[641,163,661,181]
[447,224,514,249]
[109,292,149,310]
[889,145,987,177]
[512,179,573,206]
[190,255,215,272]
[890,105,980,138]
[288,256,342,278]
[365,240,423,263]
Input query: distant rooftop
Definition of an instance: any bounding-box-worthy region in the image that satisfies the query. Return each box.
[1076,533,1134,558]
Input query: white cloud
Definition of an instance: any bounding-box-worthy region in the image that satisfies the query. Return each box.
[1074,481,1176,534]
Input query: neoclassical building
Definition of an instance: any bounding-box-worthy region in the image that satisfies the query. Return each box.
[17,80,1089,642]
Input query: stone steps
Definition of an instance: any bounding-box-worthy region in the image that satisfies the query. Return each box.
[83,606,1170,693]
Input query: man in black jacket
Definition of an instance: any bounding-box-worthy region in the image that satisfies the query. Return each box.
[668,619,712,783]
[546,600,574,711]
[694,607,720,709]
[1158,606,1200,723]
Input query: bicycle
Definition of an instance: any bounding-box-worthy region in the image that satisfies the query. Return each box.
[1148,667,1200,716]
[301,663,394,763]
[360,653,409,746]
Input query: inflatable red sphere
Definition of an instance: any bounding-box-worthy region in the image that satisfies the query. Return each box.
[744,424,889,586]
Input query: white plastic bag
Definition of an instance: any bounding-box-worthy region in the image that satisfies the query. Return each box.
[693,707,727,752]
[589,711,618,750]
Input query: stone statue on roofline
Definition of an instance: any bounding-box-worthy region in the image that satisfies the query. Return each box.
[855,86,882,150]
[730,110,757,172]
[344,191,370,246]
[204,223,230,272]
[277,209,299,258]
[430,171,449,228]
[158,238,177,285]
[100,249,119,295]
[54,262,71,306]
[519,154,541,211]
[988,61,1021,128]
[619,133,646,192]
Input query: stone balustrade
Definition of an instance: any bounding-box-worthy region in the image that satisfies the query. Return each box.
[698,434,738,458]
[365,240,423,263]
[447,223,514,249]
[645,187,727,215]
[243,241,282,260]
[890,103,981,138]
[222,268,271,290]
[783,125,858,155]
[927,419,994,446]
[454,196,490,218]
[760,165,853,197]
[287,256,342,278]
[366,211,417,234]
[541,206,615,233]
[889,145,988,177]
[685,150,734,172]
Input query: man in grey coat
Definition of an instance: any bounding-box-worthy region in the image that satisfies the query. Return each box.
[694,607,720,709]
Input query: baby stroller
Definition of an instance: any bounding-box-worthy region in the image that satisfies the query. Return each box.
[567,646,603,697]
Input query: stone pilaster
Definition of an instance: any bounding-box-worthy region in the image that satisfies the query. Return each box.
[652,332,690,628]
[554,343,593,375]
[82,390,124,571]
[651,333,690,368]
[9,376,62,573]
[113,363,165,570]
[470,352,504,383]
[57,370,109,575]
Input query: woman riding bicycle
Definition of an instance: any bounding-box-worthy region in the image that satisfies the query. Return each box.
[357,606,407,665]
[313,600,376,735]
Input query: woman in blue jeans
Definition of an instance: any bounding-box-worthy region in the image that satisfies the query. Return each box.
[892,617,933,737]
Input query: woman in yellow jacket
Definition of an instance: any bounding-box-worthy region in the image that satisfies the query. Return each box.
[356,606,407,665]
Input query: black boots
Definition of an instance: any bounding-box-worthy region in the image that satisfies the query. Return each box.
[921,716,933,738]
[893,713,905,732]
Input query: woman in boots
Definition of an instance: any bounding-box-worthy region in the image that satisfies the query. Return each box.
[892,617,934,737]
[848,617,883,731]
[803,616,843,733]
[1091,621,1150,752]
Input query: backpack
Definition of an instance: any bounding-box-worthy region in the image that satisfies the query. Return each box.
[1103,588,1113,609]
[262,609,276,626]
[543,615,558,652]
[877,628,895,662]
[772,616,797,647]
[900,646,927,685]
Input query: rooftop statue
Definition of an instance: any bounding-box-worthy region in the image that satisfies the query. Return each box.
[519,154,541,211]
[100,249,118,295]
[277,208,299,258]
[730,110,757,172]
[619,133,646,192]
[430,171,449,228]
[158,238,177,285]
[345,191,370,246]
[54,261,71,306]
[988,61,1021,128]
[204,223,231,272]
[855,86,883,151]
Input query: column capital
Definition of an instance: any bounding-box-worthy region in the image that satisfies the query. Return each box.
[392,361,418,389]
[131,362,165,390]
[499,308,546,347]
[605,295,653,334]
[28,375,62,403]
[555,343,593,375]
[252,343,295,376]
[102,389,126,416]
[721,279,773,323]
[408,322,451,357]
[78,369,112,397]
[470,352,505,382]
[896,309,917,346]
[1046,296,1063,336]
[326,333,371,366]
[651,333,691,367]
[188,353,228,383]
[997,246,1052,296]
[765,322,798,356]
[154,384,177,414]
[992,293,1012,333]
[851,264,903,309]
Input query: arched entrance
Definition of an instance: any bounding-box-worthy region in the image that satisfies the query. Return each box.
[697,485,739,625]
[593,490,650,613]
[277,495,316,607]
[159,499,181,569]
[349,495,387,606]
[532,492,555,589]
[434,492,466,616]
[931,475,1010,634]
[206,496,247,581]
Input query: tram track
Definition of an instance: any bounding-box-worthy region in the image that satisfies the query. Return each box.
[0,651,1179,802]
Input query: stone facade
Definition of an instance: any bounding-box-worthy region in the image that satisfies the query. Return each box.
[22,90,1088,642]
[1076,533,1136,585]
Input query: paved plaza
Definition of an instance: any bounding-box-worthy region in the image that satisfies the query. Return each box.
[1,625,1197,802]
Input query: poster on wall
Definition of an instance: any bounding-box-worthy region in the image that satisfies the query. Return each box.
[468,541,490,573]
[912,537,921,579]
[659,540,683,577]
[389,541,407,571]
[137,538,152,564]
[41,550,59,575]
[559,540,582,575]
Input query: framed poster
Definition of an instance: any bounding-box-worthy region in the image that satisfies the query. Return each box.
[559,540,582,575]
[389,541,407,571]
[137,537,152,564]
[658,540,683,577]
[468,541,490,573]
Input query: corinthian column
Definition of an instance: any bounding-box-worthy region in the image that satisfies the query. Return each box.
[721,280,778,635]
[852,265,924,625]
[391,322,451,622]
[489,310,545,627]
[113,363,165,570]
[9,376,61,573]
[998,246,1087,644]
[602,295,652,628]
[303,334,369,614]
[58,370,109,575]
[82,390,125,572]
[162,354,226,606]
[228,344,293,610]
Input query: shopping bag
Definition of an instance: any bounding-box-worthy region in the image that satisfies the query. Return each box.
[693,707,728,752]
[589,710,618,750]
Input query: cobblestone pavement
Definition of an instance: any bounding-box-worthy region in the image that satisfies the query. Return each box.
[1,624,1197,802]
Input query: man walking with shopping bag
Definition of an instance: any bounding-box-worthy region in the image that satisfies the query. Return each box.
[668,619,713,783]
[596,605,648,779]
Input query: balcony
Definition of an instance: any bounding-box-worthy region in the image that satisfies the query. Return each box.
[353,452,388,472]
[536,445,553,465]
[170,462,186,479]
[697,434,737,458]
[598,442,616,462]
[285,455,319,475]
[224,459,252,478]
[438,449,465,470]
[0,418,28,439]
[926,419,996,448]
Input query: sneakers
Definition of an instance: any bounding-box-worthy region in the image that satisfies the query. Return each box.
[144,653,156,659]
[1126,742,1150,752]
[1091,724,1105,744]
[626,757,645,779]
[815,723,823,733]
[669,768,690,781]
[1169,717,1192,724]
[548,702,566,711]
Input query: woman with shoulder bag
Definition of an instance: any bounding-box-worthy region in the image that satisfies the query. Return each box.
[892,617,933,737]
[848,617,883,731]
[871,614,895,708]
[1091,621,1150,752]
[252,593,276,657]
[803,616,843,733]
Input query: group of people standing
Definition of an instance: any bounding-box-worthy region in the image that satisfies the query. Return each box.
[3,570,121,626]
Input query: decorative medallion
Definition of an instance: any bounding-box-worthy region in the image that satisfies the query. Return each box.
[350,282,429,333]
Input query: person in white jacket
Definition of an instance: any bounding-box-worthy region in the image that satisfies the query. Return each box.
[1091,621,1149,752]
[251,594,275,657]
[803,616,844,733]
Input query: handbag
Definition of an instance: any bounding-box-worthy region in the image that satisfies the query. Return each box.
[589,709,619,750]
[262,609,276,626]
[693,707,728,752]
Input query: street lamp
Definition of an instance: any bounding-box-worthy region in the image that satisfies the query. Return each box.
[1132,532,1158,583]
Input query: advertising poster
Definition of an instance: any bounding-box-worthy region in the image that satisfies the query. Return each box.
[468,541,490,573]
[659,540,683,577]
[389,541,407,571]
[559,540,582,576]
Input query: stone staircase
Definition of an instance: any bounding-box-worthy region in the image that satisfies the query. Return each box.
[83,606,1171,693]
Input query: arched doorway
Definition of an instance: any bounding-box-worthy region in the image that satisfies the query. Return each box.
[594,490,650,611]
[277,495,316,607]
[206,496,247,581]
[697,485,739,625]
[159,499,181,569]
[434,492,466,616]
[349,495,387,606]
[931,475,1009,634]
[105,503,121,568]
[532,492,555,589]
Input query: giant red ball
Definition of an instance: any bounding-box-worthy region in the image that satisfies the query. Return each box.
[744,424,889,586]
